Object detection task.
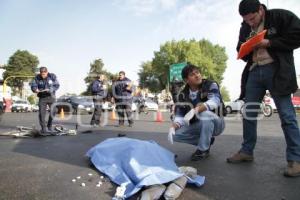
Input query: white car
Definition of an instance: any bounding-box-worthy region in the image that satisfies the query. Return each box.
[225,99,244,114]
[144,99,159,111]
[226,96,277,116]
[131,102,137,112]
[12,100,32,112]
[102,101,114,111]
[108,102,137,112]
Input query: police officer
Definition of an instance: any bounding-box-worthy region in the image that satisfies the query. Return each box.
[112,71,134,127]
[90,74,106,127]
[31,67,60,134]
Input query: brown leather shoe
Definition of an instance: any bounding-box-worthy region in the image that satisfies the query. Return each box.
[284,161,300,177]
[226,151,254,163]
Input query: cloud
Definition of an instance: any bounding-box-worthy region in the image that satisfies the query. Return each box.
[112,0,177,16]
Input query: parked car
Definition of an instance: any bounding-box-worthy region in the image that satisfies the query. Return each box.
[32,104,39,112]
[144,98,159,111]
[225,99,244,114]
[292,89,300,108]
[102,101,114,111]
[12,100,32,112]
[0,99,5,121]
[56,96,94,115]
[226,95,275,117]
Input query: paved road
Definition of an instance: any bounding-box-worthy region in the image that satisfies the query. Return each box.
[0,112,300,200]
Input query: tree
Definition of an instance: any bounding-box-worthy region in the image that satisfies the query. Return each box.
[220,86,231,102]
[138,61,163,93]
[139,39,228,93]
[2,50,39,96]
[27,94,37,105]
[82,59,114,96]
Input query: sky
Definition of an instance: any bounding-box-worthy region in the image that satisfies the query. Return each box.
[1,0,300,99]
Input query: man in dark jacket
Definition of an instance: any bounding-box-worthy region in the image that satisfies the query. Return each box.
[90,74,106,127]
[112,71,134,127]
[31,67,60,134]
[171,64,226,161]
[227,0,300,177]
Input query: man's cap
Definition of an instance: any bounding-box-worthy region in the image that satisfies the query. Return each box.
[39,66,48,72]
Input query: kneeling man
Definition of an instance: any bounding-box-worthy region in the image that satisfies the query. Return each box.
[171,64,226,161]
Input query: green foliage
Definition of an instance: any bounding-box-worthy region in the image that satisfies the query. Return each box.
[27,94,36,105]
[138,61,163,93]
[220,86,231,102]
[2,50,39,96]
[82,59,115,96]
[139,39,228,93]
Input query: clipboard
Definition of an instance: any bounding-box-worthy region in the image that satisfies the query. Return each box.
[237,29,267,59]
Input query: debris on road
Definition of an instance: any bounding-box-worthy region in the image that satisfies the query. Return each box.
[71,173,109,191]
[0,125,77,138]
[117,133,126,137]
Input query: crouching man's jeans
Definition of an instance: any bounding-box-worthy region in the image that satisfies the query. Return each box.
[173,111,225,151]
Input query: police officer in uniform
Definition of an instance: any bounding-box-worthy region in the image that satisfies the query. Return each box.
[112,71,134,127]
[31,67,60,134]
[90,74,106,127]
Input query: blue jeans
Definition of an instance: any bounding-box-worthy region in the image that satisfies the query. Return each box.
[242,63,300,162]
[174,111,225,151]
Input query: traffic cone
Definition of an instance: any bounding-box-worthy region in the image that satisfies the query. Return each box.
[60,108,65,119]
[155,109,163,122]
[110,109,116,120]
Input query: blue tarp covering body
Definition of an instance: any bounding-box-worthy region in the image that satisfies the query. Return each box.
[86,137,205,198]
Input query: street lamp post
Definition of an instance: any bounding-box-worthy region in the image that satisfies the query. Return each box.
[2,75,35,95]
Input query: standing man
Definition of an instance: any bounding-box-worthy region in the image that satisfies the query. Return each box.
[227,0,300,177]
[171,64,226,161]
[112,71,134,127]
[90,74,106,127]
[31,67,60,134]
